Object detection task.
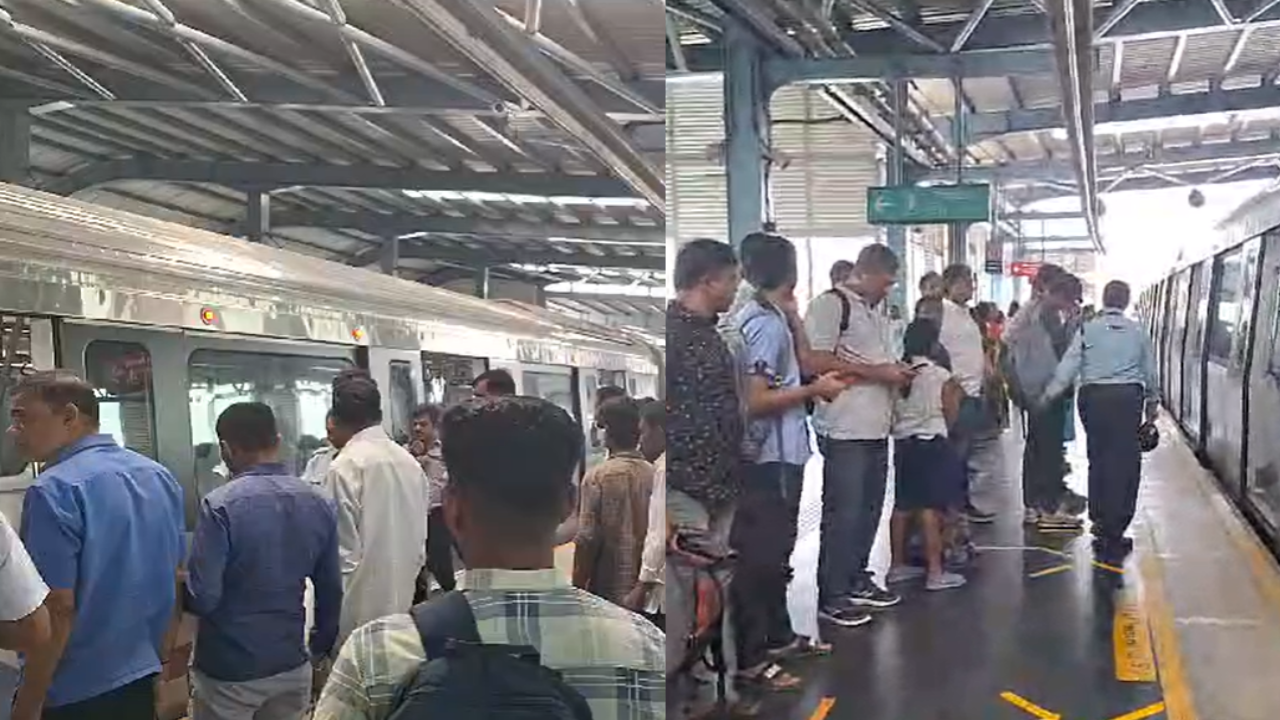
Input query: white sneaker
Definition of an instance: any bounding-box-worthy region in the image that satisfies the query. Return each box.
[886,565,926,584]
[1038,511,1084,530]
[926,572,968,591]
[1024,507,1041,525]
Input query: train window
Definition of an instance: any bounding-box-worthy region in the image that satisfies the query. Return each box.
[523,370,576,418]
[84,341,158,458]
[187,350,350,497]
[388,360,415,444]
[423,353,486,406]
[1207,250,1243,364]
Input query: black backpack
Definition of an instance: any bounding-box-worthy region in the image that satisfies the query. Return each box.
[387,591,594,720]
[803,288,852,415]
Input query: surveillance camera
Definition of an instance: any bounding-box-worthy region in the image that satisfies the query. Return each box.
[1188,189,1205,208]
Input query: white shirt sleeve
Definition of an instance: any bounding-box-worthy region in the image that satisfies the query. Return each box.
[0,511,49,622]
[638,457,666,586]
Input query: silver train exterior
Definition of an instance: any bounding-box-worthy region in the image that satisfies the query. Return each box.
[0,182,662,528]
[1137,188,1280,555]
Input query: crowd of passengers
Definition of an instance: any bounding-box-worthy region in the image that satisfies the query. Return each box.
[667,233,1159,718]
[0,365,666,719]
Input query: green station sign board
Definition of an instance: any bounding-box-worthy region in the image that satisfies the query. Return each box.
[866,184,993,225]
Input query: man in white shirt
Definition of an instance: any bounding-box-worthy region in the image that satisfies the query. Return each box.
[324,370,430,647]
[0,510,50,652]
[938,264,999,523]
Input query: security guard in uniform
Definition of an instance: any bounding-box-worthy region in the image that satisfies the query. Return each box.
[1039,280,1158,560]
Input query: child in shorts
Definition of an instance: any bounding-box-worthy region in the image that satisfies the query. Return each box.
[886,317,968,591]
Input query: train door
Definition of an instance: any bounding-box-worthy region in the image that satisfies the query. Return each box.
[1167,270,1191,420]
[365,348,425,445]
[1203,242,1258,495]
[1181,261,1211,448]
[1244,230,1280,538]
[422,352,487,406]
[59,322,192,521]
[0,315,57,526]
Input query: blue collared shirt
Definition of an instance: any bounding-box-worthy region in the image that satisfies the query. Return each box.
[186,462,341,682]
[19,434,185,708]
[1044,308,1159,402]
[734,298,812,467]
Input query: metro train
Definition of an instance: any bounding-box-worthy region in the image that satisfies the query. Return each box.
[1137,188,1280,554]
[0,182,663,530]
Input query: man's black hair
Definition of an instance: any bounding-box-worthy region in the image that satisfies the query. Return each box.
[1049,272,1083,302]
[472,368,516,395]
[1032,263,1067,292]
[674,238,738,291]
[332,372,382,427]
[597,385,628,407]
[741,233,797,291]
[215,402,279,453]
[15,371,99,424]
[639,397,665,430]
[597,397,641,450]
[441,396,583,538]
[854,243,900,274]
[830,260,855,287]
[412,402,443,425]
[942,263,973,287]
[918,270,941,292]
[1103,280,1131,310]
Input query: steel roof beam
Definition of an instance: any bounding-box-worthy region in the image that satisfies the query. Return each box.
[394,0,664,213]
[269,210,662,244]
[763,47,1056,86]
[1045,0,1100,249]
[1010,162,1280,201]
[914,137,1280,182]
[42,157,637,197]
[348,241,663,271]
[958,84,1280,138]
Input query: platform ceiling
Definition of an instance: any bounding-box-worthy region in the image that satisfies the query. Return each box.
[0,0,665,304]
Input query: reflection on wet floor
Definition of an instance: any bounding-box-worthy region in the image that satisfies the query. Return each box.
[766,425,1166,720]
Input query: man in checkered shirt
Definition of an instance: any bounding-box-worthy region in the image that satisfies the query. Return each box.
[313,396,664,720]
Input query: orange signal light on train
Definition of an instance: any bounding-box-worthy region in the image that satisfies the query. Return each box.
[200,308,217,325]
[352,328,365,342]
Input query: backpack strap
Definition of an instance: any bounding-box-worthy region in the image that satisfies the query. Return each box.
[824,288,851,335]
[410,591,482,659]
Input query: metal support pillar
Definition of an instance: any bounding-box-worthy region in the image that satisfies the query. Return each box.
[947,81,969,267]
[723,19,772,251]
[245,190,270,243]
[474,266,491,299]
[886,80,909,313]
[0,107,32,186]
[380,235,400,276]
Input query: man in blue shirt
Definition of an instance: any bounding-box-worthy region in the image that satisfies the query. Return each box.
[731,233,847,692]
[1040,280,1159,561]
[9,371,184,720]
[186,402,342,720]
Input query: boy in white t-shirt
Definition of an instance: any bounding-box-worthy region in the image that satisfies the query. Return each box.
[886,318,969,591]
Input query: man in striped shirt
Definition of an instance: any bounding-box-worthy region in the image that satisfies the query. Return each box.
[312,396,664,720]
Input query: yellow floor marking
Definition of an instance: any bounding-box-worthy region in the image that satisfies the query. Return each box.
[1108,701,1167,720]
[1093,560,1126,574]
[1113,589,1157,682]
[1138,524,1198,720]
[999,691,1062,720]
[974,545,1070,558]
[1029,563,1074,578]
[808,697,837,720]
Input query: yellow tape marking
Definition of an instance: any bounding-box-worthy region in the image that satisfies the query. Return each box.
[1109,701,1167,720]
[808,696,837,720]
[1029,563,1074,578]
[1139,524,1197,720]
[999,691,1061,720]
[1113,589,1157,682]
[1093,560,1126,574]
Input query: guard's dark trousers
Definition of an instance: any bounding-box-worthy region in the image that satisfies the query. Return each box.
[1078,383,1144,543]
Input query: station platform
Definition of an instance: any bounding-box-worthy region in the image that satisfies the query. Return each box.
[765,414,1280,720]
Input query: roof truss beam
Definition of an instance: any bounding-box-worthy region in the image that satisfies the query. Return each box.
[1010,162,1280,202]
[349,240,662,270]
[41,157,638,197]
[269,209,663,244]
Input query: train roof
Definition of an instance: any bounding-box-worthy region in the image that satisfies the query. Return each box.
[0,183,658,374]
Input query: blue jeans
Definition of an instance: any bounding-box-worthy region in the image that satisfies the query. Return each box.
[815,437,889,606]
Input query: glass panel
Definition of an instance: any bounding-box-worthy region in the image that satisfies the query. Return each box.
[523,370,576,418]
[423,353,486,405]
[188,350,350,498]
[1207,250,1242,364]
[85,341,158,458]
[388,360,415,444]
[0,316,39,476]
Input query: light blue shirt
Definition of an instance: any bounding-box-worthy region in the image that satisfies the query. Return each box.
[734,298,812,466]
[1043,308,1158,402]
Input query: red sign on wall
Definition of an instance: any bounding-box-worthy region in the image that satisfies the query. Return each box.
[1010,261,1042,278]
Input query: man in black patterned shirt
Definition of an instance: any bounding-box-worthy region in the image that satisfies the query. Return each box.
[666,239,745,712]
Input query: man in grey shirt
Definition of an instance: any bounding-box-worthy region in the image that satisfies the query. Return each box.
[804,244,915,628]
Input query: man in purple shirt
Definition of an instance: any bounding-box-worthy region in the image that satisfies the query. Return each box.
[185,402,341,720]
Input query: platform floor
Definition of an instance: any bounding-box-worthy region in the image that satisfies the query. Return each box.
[766,414,1280,720]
